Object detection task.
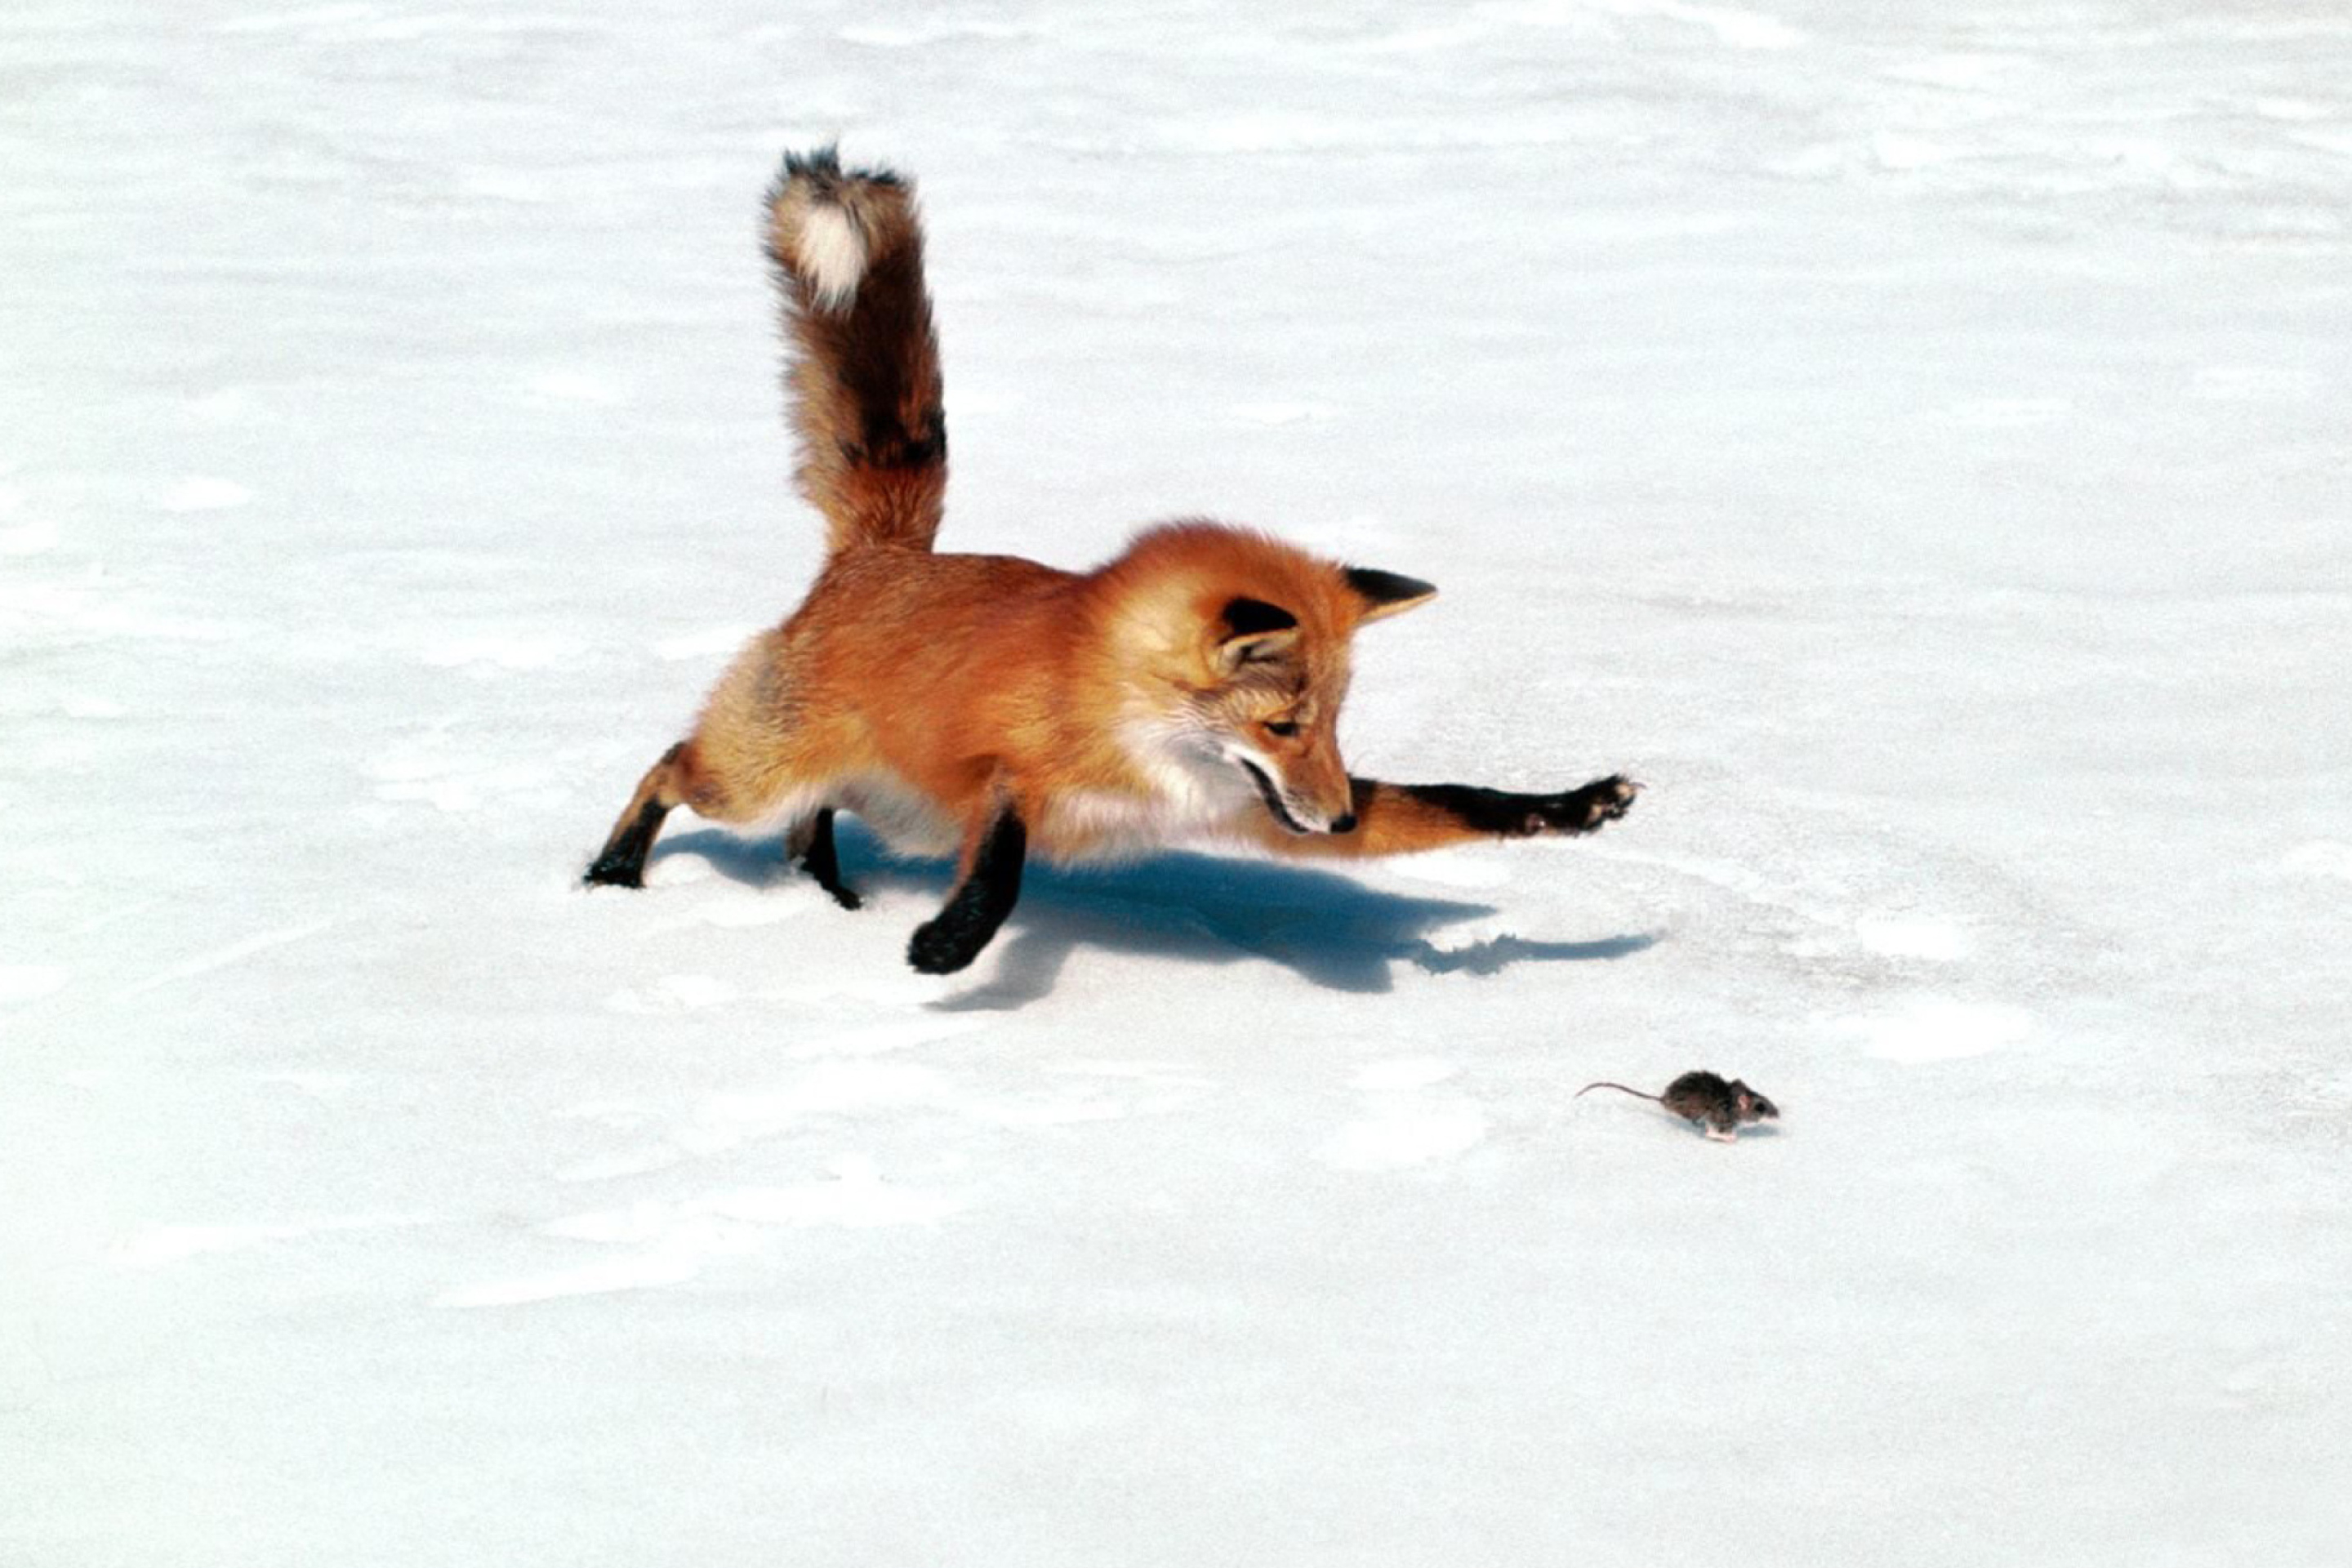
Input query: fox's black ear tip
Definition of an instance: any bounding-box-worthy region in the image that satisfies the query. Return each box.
[1344,566,1437,615]
[1219,596,1300,637]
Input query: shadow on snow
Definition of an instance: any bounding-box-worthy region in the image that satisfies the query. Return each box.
[653,819,1659,1010]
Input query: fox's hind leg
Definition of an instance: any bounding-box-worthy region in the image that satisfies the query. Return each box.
[584,742,690,888]
[585,740,853,896]
[589,627,868,897]
[585,737,857,896]
[786,806,862,910]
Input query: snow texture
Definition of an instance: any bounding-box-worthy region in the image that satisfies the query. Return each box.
[5,0,2349,1564]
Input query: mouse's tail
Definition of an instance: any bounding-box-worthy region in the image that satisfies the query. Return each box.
[1570,1081,1665,1104]
[1575,1081,1662,1102]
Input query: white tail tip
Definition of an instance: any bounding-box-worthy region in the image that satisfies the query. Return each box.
[797,205,868,312]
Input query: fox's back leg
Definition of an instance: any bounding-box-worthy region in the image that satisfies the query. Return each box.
[786,806,862,910]
[584,742,689,888]
[583,736,860,898]
[585,629,872,897]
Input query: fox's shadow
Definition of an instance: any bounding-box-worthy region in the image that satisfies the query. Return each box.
[654,820,1658,1010]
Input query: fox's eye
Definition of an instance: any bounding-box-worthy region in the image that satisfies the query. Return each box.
[1263,720,1300,737]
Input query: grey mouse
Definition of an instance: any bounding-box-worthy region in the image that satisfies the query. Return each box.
[1577,1071,1780,1142]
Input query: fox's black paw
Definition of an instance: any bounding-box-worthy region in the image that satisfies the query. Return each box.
[581,855,645,889]
[1531,775,1642,835]
[801,858,862,911]
[907,920,982,975]
[793,808,862,911]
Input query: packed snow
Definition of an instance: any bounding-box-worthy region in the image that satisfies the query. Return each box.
[5,0,2349,1562]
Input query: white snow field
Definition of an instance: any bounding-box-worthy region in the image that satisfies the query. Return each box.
[5,0,2349,1562]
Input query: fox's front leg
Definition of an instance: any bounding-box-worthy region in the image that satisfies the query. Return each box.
[1261,774,1640,858]
[1365,775,1642,845]
[906,797,1028,974]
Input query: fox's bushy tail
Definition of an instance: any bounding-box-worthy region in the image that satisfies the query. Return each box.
[764,147,946,554]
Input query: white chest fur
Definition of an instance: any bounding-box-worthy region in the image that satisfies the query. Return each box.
[1038,720,1252,860]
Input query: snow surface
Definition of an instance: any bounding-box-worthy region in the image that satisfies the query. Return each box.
[6,0,2350,1562]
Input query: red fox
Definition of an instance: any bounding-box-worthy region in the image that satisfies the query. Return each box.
[586,148,1640,974]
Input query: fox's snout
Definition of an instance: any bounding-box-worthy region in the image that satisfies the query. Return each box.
[1235,751,1356,836]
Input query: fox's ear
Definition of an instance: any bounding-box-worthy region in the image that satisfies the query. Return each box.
[1345,566,1437,623]
[1213,596,1300,674]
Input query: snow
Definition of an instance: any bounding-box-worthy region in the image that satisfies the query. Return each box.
[5,0,2350,1562]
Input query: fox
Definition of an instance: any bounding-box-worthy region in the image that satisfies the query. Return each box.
[584,147,1640,975]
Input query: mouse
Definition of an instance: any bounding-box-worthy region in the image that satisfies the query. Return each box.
[1576,1071,1780,1142]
